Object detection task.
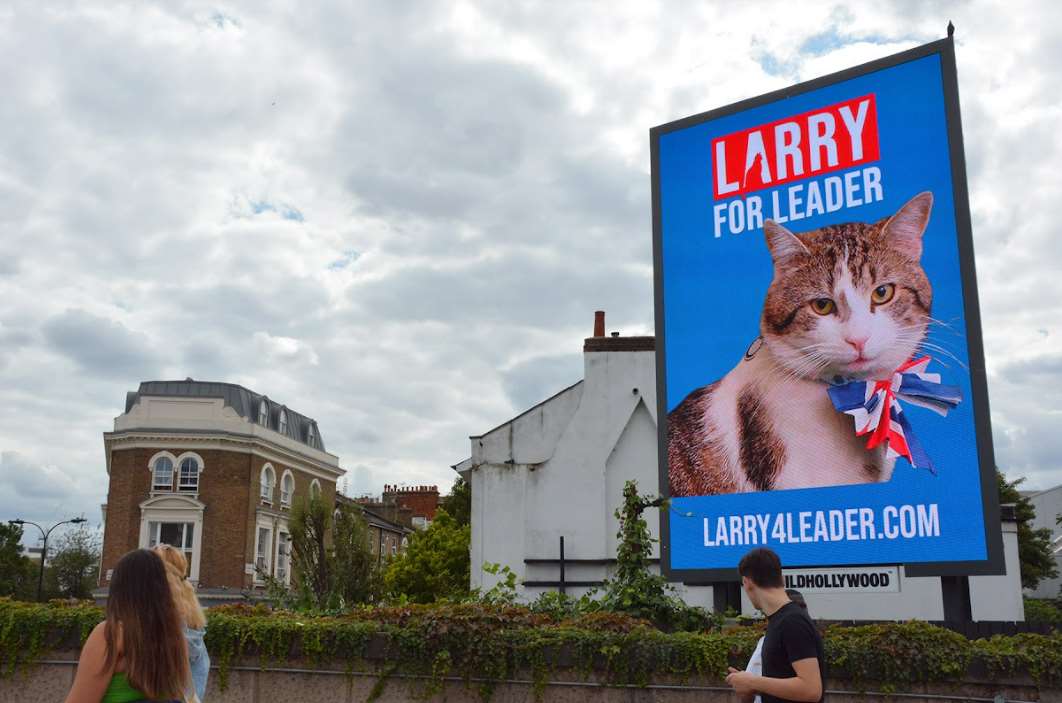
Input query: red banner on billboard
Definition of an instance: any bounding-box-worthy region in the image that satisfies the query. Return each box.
[711,94,880,199]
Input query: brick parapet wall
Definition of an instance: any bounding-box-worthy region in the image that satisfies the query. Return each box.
[10,653,1058,703]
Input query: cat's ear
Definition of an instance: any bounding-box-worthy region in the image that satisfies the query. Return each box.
[882,192,933,260]
[764,219,809,266]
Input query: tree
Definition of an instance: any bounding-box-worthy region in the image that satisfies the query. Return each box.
[46,526,101,599]
[599,481,672,620]
[440,476,471,528]
[285,496,382,611]
[289,495,332,608]
[598,480,715,631]
[383,508,470,603]
[0,522,32,598]
[331,504,383,605]
[998,471,1059,591]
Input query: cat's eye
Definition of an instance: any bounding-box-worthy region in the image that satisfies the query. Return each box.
[810,298,835,315]
[872,283,895,305]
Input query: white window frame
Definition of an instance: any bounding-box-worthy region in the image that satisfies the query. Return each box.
[147,521,195,567]
[139,495,205,583]
[310,479,321,501]
[280,470,294,508]
[258,399,269,426]
[148,451,178,492]
[254,517,273,583]
[260,464,275,505]
[274,528,291,586]
[175,452,204,493]
[278,410,287,435]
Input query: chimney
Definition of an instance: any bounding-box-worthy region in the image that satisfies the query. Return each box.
[593,311,605,337]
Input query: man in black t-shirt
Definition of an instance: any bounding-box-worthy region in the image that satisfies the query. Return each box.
[725,548,824,703]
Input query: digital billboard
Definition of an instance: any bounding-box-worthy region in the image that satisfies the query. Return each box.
[652,36,1003,580]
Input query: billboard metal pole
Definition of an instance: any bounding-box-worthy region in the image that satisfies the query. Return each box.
[941,575,972,622]
[558,535,566,596]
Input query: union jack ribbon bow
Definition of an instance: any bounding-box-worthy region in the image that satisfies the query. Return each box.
[826,357,962,473]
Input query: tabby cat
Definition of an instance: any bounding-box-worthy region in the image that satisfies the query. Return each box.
[668,192,934,496]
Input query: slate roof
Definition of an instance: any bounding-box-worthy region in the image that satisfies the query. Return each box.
[125,379,324,451]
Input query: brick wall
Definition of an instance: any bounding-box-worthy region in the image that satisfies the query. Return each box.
[352,500,414,528]
[98,448,151,586]
[367,525,403,567]
[100,447,253,589]
[247,455,337,588]
[198,449,252,589]
[383,485,440,521]
[101,446,337,590]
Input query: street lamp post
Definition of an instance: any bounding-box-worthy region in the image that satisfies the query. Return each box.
[9,517,87,602]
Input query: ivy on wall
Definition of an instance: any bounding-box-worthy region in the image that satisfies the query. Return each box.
[2,598,1059,700]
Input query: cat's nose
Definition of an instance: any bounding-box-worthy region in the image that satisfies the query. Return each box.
[845,335,869,353]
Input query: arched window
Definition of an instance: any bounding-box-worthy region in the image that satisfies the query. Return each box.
[280,471,294,507]
[152,456,174,491]
[258,400,269,426]
[278,410,288,435]
[260,464,275,503]
[310,479,321,501]
[178,457,200,492]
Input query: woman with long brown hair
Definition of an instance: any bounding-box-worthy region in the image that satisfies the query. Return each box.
[64,548,191,703]
[154,544,210,701]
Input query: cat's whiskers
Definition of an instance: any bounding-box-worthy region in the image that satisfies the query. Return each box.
[916,343,968,370]
[772,349,834,388]
[922,315,964,336]
[892,330,968,371]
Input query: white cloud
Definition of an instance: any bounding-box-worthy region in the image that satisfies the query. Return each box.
[0,1,1059,536]
[252,332,320,367]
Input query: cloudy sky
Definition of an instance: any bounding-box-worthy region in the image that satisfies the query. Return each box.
[1,1,1059,536]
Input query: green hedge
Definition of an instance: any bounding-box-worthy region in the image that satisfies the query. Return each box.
[1025,598,1062,624]
[2,598,1060,699]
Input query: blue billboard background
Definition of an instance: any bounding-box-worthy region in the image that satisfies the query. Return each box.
[658,54,988,570]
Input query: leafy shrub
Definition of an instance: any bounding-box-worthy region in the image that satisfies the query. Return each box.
[1025,598,1062,624]
[825,621,971,688]
[3,597,1061,701]
[973,631,1062,682]
[528,591,578,619]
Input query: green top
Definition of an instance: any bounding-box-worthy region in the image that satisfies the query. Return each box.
[101,672,146,703]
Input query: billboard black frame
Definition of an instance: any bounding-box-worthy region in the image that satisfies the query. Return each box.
[651,34,1005,582]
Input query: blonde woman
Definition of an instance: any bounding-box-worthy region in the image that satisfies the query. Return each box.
[154,545,211,701]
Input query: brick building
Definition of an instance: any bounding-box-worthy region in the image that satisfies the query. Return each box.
[335,494,412,566]
[352,496,415,529]
[381,484,440,529]
[98,380,344,598]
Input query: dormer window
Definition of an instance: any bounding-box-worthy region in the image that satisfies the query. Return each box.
[260,464,275,504]
[278,410,288,435]
[258,400,269,426]
[307,425,315,447]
